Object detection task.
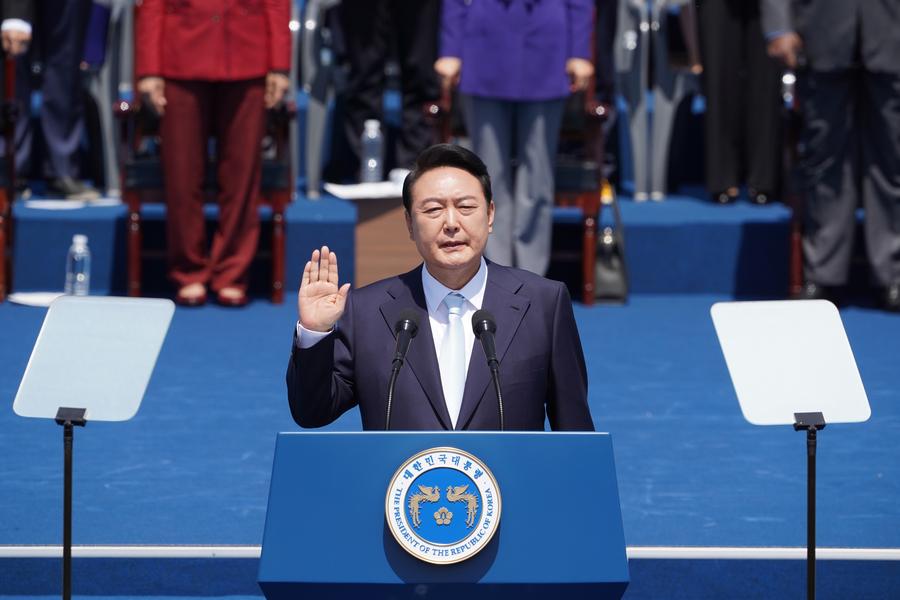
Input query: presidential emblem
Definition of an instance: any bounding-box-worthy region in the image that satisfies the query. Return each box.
[385,447,501,565]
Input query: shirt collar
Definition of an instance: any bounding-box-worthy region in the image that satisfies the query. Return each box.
[422,257,488,314]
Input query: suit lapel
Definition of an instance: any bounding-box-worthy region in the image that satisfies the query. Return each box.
[456,264,530,430]
[379,268,452,430]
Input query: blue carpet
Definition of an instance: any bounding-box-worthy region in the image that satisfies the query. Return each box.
[2,295,898,550]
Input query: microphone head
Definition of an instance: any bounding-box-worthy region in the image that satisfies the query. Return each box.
[471,309,497,338]
[395,309,420,336]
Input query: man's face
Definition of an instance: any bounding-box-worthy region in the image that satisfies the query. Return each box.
[406,166,494,285]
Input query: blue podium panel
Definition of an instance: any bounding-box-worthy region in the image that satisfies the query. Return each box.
[259,432,628,599]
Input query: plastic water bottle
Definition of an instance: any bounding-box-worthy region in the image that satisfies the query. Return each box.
[64,234,91,296]
[360,119,383,183]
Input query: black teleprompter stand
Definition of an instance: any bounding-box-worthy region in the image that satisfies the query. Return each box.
[55,407,87,600]
[793,411,825,600]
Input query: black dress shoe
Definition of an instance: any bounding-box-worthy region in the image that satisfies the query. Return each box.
[748,188,771,205]
[883,284,900,312]
[713,191,734,205]
[712,187,739,205]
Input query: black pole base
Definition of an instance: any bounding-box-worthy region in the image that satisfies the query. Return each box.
[794,411,825,600]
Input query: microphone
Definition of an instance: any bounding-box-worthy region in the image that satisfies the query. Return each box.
[392,309,420,368]
[472,309,504,431]
[386,309,420,430]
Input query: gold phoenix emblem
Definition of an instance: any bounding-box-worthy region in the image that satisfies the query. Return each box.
[446,484,479,528]
[408,484,480,529]
[407,485,440,528]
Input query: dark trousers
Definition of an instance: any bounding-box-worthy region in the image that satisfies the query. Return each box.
[699,0,782,195]
[324,0,439,182]
[10,0,93,179]
[160,78,266,293]
[594,0,618,103]
[799,69,900,287]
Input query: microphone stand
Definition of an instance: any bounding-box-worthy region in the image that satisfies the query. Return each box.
[385,361,401,431]
[472,310,504,431]
[488,358,504,431]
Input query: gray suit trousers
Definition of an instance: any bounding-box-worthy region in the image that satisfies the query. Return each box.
[462,95,565,276]
[800,69,900,287]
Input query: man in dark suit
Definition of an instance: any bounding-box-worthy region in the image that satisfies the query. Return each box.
[288,144,594,431]
[763,0,900,311]
[7,0,99,200]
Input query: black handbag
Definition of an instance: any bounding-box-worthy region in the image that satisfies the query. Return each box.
[595,182,629,303]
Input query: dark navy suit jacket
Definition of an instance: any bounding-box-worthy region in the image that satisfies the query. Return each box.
[287,262,594,431]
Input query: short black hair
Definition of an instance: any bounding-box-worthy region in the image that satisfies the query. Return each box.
[402,143,493,213]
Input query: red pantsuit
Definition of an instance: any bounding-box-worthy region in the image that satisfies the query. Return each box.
[135,0,291,293]
[160,79,265,291]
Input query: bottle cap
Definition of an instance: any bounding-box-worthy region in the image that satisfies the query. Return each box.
[364,119,380,132]
[72,234,88,247]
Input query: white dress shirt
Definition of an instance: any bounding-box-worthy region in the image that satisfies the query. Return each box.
[421,258,488,394]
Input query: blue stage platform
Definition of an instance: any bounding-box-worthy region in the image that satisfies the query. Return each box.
[2,174,895,599]
[1,293,899,599]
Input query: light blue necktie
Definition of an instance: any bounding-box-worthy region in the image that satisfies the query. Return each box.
[440,292,467,428]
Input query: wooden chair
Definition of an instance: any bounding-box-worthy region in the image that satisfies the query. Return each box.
[0,57,19,302]
[781,75,804,297]
[427,88,613,305]
[115,101,294,304]
[553,91,614,305]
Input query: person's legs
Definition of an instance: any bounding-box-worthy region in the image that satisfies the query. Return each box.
[859,70,900,289]
[513,98,565,275]
[6,47,34,183]
[38,0,93,184]
[698,0,742,196]
[743,0,783,200]
[210,78,266,295]
[626,92,650,199]
[392,0,440,170]
[464,95,515,267]
[798,70,858,286]
[160,79,212,292]
[323,0,390,182]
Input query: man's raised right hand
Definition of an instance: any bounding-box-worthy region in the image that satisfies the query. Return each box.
[298,246,351,332]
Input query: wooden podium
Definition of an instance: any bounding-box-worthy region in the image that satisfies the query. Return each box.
[351,196,421,287]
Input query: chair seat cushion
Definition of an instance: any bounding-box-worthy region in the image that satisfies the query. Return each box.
[555,157,600,194]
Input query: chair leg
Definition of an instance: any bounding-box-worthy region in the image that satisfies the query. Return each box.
[126,191,142,297]
[0,188,8,302]
[581,193,597,306]
[270,190,287,304]
[790,213,803,296]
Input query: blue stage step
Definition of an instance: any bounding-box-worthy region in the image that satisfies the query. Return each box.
[9,192,790,298]
[3,554,899,599]
[10,196,356,296]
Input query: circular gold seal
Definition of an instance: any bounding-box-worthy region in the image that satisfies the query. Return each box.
[385,447,502,565]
